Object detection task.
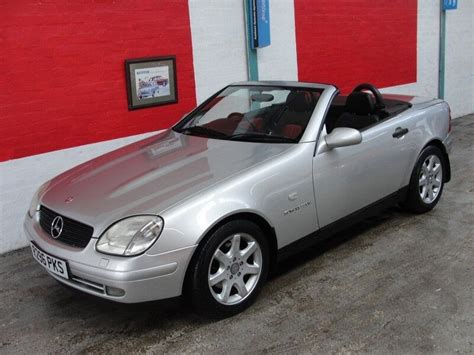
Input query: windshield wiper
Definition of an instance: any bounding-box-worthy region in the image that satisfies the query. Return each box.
[177,125,228,138]
[177,126,296,143]
[228,133,297,143]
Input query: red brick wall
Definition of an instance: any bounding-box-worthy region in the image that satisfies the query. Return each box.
[0,1,196,162]
[294,0,417,93]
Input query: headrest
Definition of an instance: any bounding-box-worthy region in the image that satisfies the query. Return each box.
[286,91,315,112]
[346,92,375,115]
[238,117,264,131]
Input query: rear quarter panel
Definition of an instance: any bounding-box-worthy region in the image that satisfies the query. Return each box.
[399,101,450,186]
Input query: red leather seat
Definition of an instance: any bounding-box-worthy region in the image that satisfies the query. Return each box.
[203,116,241,134]
[275,91,317,139]
[282,124,302,139]
[251,116,264,130]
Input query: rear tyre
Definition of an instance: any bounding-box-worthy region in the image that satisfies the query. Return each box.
[401,145,445,213]
[188,220,269,318]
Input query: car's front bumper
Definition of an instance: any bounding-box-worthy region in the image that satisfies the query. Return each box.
[24,214,197,303]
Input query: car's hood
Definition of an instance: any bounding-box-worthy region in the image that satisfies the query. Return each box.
[41,129,293,233]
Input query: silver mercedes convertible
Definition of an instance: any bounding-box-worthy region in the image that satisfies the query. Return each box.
[25,81,452,317]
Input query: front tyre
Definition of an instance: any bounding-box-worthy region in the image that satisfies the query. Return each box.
[189,220,269,318]
[402,145,445,213]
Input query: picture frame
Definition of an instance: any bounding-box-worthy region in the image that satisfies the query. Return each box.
[125,56,178,110]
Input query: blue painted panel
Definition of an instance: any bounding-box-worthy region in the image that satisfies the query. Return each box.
[443,0,457,10]
[248,0,270,49]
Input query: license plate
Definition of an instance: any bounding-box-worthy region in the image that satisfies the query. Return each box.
[30,243,69,279]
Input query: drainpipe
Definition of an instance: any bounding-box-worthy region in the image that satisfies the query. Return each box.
[438,2,446,99]
[244,0,259,81]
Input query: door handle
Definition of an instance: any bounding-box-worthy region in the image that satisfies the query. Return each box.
[393,127,409,138]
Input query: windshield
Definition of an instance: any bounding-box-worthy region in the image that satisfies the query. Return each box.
[173,85,322,143]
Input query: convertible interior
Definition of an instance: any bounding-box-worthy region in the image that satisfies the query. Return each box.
[188,83,412,142]
[201,89,322,141]
[324,83,412,133]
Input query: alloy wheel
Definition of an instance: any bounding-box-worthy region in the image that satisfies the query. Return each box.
[208,233,262,306]
[418,154,443,204]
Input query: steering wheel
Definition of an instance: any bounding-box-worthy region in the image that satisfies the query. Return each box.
[352,83,385,110]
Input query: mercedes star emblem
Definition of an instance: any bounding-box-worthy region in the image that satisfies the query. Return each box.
[50,216,64,239]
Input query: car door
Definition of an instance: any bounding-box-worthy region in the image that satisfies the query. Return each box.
[312,115,415,228]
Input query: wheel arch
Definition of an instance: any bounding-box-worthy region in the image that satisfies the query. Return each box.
[182,211,278,297]
[422,139,451,182]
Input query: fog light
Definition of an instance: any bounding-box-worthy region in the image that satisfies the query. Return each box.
[106,286,125,297]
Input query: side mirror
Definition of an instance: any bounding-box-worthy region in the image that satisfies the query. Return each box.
[325,127,362,149]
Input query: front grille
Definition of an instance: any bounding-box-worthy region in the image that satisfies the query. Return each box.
[39,205,94,248]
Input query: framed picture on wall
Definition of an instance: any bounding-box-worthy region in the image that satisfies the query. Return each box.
[125,56,178,110]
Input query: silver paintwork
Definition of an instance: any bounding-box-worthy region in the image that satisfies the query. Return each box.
[208,233,262,305]
[24,81,452,303]
[324,127,362,149]
[419,155,443,203]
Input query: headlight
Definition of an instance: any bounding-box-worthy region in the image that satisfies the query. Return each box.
[28,181,50,218]
[96,216,164,256]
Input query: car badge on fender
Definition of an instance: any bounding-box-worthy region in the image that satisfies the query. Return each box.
[64,196,74,203]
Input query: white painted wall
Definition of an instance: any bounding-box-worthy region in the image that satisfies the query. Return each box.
[189,0,248,104]
[257,0,298,81]
[0,132,156,253]
[189,0,299,102]
[382,0,473,118]
[444,0,473,118]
